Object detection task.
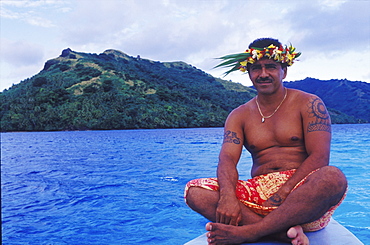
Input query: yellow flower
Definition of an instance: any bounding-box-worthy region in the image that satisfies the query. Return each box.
[240,61,248,67]
[239,67,247,72]
[257,51,264,60]
[247,57,256,63]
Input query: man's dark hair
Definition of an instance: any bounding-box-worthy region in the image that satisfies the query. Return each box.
[247,37,288,71]
[248,37,283,49]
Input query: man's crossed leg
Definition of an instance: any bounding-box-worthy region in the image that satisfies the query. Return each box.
[185,166,347,245]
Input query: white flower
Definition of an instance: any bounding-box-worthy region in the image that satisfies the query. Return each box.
[252,50,259,59]
[272,47,279,57]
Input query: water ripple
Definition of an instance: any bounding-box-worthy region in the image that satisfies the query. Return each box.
[1,126,369,244]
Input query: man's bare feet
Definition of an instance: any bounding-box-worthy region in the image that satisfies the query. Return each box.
[205,222,309,245]
[205,222,258,245]
[287,225,309,245]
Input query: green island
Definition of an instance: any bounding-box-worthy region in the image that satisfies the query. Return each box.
[1,48,369,132]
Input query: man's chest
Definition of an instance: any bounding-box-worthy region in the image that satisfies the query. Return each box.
[243,116,304,152]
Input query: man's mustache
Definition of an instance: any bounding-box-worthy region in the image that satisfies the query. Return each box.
[256,78,272,83]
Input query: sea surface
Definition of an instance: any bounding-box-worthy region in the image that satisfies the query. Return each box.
[1,124,369,244]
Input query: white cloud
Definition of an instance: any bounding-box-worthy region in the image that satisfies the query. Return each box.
[0,39,44,66]
[27,15,55,27]
[1,0,69,27]
[319,0,347,9]
[0,6,21,19]
[284,0,370,52]
[0,0,369,91]
[1,0,68,8]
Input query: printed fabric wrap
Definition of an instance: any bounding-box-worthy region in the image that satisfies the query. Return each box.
[184,169,345,232]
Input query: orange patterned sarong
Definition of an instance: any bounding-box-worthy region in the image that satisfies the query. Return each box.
[184,169,345,232]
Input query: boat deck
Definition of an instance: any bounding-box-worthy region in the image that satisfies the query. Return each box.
[185,219,363,245]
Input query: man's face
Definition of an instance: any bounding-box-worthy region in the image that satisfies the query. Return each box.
[248,58,287,95]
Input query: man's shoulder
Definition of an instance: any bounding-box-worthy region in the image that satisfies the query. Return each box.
[288,88,321,101]
[226,99,255,121]
[232,99,255,112]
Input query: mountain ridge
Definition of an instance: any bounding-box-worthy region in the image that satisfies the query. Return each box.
[0,48,368,132]
[284,78,370,122]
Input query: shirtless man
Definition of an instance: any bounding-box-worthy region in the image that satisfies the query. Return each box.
[184,38,347,245]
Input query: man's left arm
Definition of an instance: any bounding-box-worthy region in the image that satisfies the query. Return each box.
[264,95,331,207]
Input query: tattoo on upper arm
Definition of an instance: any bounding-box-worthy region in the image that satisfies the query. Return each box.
[223,130,241,144]
[306,97,331,133]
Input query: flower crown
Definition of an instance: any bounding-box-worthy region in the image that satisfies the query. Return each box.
[215,44,301,76]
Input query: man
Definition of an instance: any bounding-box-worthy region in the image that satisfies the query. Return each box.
[184,38,347,245]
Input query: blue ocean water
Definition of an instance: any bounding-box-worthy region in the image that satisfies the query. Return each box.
[1,124,369,244]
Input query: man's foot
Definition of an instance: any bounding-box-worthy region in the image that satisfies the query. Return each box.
[205,222,257,245]
[205,222,309,245]
[287,225,309,245]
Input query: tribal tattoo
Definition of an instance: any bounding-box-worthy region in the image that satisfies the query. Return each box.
[306,97,331,133]
[269,193,283,206]
[223,130,241,144]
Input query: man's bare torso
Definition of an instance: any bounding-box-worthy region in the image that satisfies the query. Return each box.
[236,89,310,177]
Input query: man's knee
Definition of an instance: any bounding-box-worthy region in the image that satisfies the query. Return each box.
[185,187,206,207]
[185,186,220,222]
[185,186,219,216]
[320,166,347,188]
[185,186,197,204]
[314,166,347,200]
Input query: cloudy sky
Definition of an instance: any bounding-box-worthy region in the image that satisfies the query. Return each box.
[1,0,369,91]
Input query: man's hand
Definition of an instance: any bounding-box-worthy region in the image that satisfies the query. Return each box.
[216,196,242,226]
[262,182,293,207]
[262,188,289,207]
[262,193,284,207]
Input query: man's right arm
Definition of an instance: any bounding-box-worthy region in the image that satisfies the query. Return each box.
[216,110,244,225]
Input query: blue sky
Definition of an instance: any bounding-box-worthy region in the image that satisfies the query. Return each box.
[1,0,369,91]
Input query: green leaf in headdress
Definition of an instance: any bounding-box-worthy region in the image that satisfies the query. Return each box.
[214,52,251,76]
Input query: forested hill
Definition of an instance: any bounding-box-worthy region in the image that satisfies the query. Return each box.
[284,78,370,123]
[0,48,367,132]
[0,48,255,131]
